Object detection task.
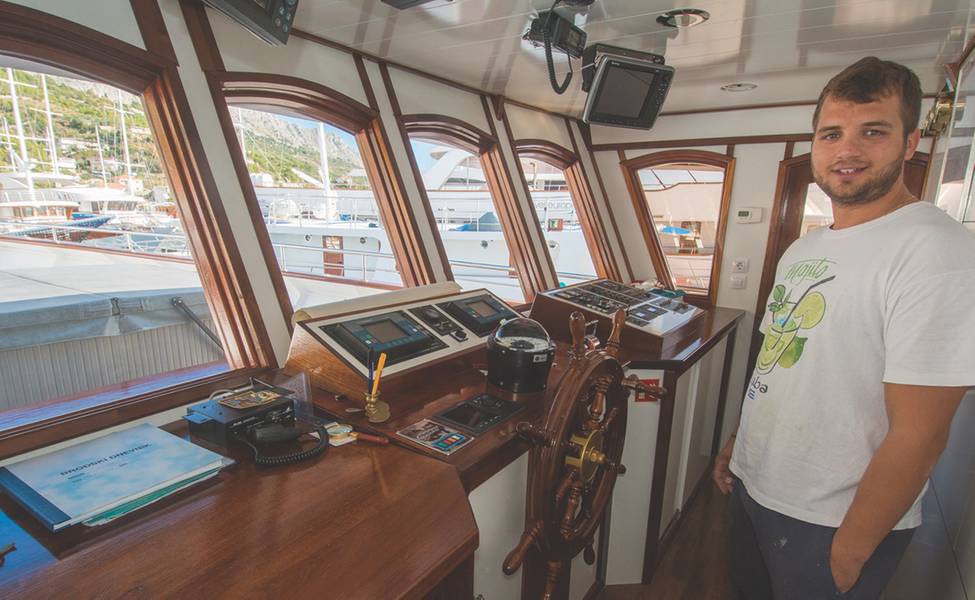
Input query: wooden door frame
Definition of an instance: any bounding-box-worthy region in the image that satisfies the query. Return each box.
[747,151,930,384]
[755,151,931,320]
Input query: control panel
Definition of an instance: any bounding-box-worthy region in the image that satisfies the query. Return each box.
[300,289,517,380]
[437,294,518,337]
[544,280,701,336]
[321,311,447,367]
[409,305,469,342]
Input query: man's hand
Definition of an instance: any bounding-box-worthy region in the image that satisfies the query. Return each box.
[830,536,865,593]
[713,435,735,495]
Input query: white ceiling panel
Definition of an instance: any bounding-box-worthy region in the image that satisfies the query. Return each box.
[293,0,975,116]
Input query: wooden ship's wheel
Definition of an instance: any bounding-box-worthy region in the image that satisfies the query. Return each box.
[503,310,665,599]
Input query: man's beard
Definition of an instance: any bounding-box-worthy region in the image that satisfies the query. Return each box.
[813,157,903,206]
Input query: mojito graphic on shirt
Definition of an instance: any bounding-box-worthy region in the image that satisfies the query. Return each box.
[756,274,834,374]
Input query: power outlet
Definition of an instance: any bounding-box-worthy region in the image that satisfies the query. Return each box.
[731,259,749,273]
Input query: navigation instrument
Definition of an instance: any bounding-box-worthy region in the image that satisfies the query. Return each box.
[321,311,446,367]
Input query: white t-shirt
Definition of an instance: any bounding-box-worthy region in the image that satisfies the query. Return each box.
[730,201,975,529]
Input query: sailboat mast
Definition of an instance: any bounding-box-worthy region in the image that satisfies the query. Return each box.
[5,68,33,197]
[235,107,247,161]
[95,125,108,185]
[117,89,134,196]
[317,122,336,221]
[1,116,16,172]
[40,74,60,176]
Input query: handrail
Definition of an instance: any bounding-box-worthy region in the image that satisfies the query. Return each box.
[0,221,593,287]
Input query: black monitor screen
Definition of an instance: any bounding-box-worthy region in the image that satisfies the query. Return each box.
[364,319,407,343]
[584,58,673,129]
[591,66,657,119]
[469,300,497,318]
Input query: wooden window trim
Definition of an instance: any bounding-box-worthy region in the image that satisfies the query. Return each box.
[402,111,548,301]
[217,73,435,293]
[514,140,622,282]
[178,0,441,311]
[485,97,558,295]
[569,118,634,282]
[400,114,497,155]
[0,1,275,457]
[620,149,736,306]
[220,72,378,132]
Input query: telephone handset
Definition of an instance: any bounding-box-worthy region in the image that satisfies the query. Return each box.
[185,380,328,467]
[234,423,329,467]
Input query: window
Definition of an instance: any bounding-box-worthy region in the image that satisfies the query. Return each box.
[623,150,734,304]
[519,156,597,285]
[801,182,834,236]
[0,66,226,414]
[229,106,401,310]
[409,136,526,302]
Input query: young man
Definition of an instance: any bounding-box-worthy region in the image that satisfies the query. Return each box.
[713,57,975,599]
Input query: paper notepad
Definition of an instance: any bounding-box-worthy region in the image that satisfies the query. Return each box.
[0,424,231,531]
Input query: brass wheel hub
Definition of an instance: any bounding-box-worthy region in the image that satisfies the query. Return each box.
[565,430,606,483]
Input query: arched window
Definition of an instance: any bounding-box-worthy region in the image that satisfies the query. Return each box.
[0,4,270,455]
[404,115,537,302]
[622,150,735,305]
[515,139,620,285]
[218,73,435,315]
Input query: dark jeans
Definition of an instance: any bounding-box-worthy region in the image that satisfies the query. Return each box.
[729,479,914,600]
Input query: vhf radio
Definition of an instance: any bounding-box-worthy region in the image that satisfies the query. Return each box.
[184,380,328,466]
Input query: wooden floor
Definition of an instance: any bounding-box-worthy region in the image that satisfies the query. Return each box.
[597,481,734,600]
[596,478,969,600]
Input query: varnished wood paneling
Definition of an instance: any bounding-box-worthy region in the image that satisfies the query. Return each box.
[0,423,478,599]
[0,1,276,456]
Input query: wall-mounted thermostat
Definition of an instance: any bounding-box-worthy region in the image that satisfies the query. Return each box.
[735,207,763,223]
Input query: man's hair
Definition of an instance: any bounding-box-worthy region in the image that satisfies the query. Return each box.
[812,57,922,137]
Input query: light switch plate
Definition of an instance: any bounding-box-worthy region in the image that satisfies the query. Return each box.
[729,274,747,289]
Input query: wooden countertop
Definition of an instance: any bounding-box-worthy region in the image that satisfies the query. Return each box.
[623,306,744,372]
[0,427,477,600]
[307,306,744,491]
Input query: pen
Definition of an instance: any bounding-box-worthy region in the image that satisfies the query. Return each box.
[371,352,387,396]
[367,348,374,394]
[354,431,390,445]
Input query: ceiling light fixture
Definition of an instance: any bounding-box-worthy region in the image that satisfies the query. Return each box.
[656,8,710,29]
[721,82,758,92]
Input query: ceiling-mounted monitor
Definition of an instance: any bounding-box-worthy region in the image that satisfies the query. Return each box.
[202,0,297,46]
[583,57,674,129]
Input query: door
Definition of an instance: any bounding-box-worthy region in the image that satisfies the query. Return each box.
[745,151,929,378]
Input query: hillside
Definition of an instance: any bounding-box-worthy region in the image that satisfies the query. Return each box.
[0,69,363,193]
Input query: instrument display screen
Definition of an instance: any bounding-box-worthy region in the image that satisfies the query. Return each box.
[470,300,496,317]
[440,404,487,430]
[364,319,407,343]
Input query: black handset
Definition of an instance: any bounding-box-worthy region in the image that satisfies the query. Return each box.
[235,423,328,467]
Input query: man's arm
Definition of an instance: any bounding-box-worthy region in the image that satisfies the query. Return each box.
[830,383,967,592]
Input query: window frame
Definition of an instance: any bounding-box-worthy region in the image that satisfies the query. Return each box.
[217,72,426,301]
[620,149,736,306]
[402,114,550,301]
[514,139,623,282]
[0,3,275,458]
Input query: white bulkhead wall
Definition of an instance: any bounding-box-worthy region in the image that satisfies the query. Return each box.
[207,7,370,107]
[505,104,574,150]
[388,67,491,133]
[9,0,146,50]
